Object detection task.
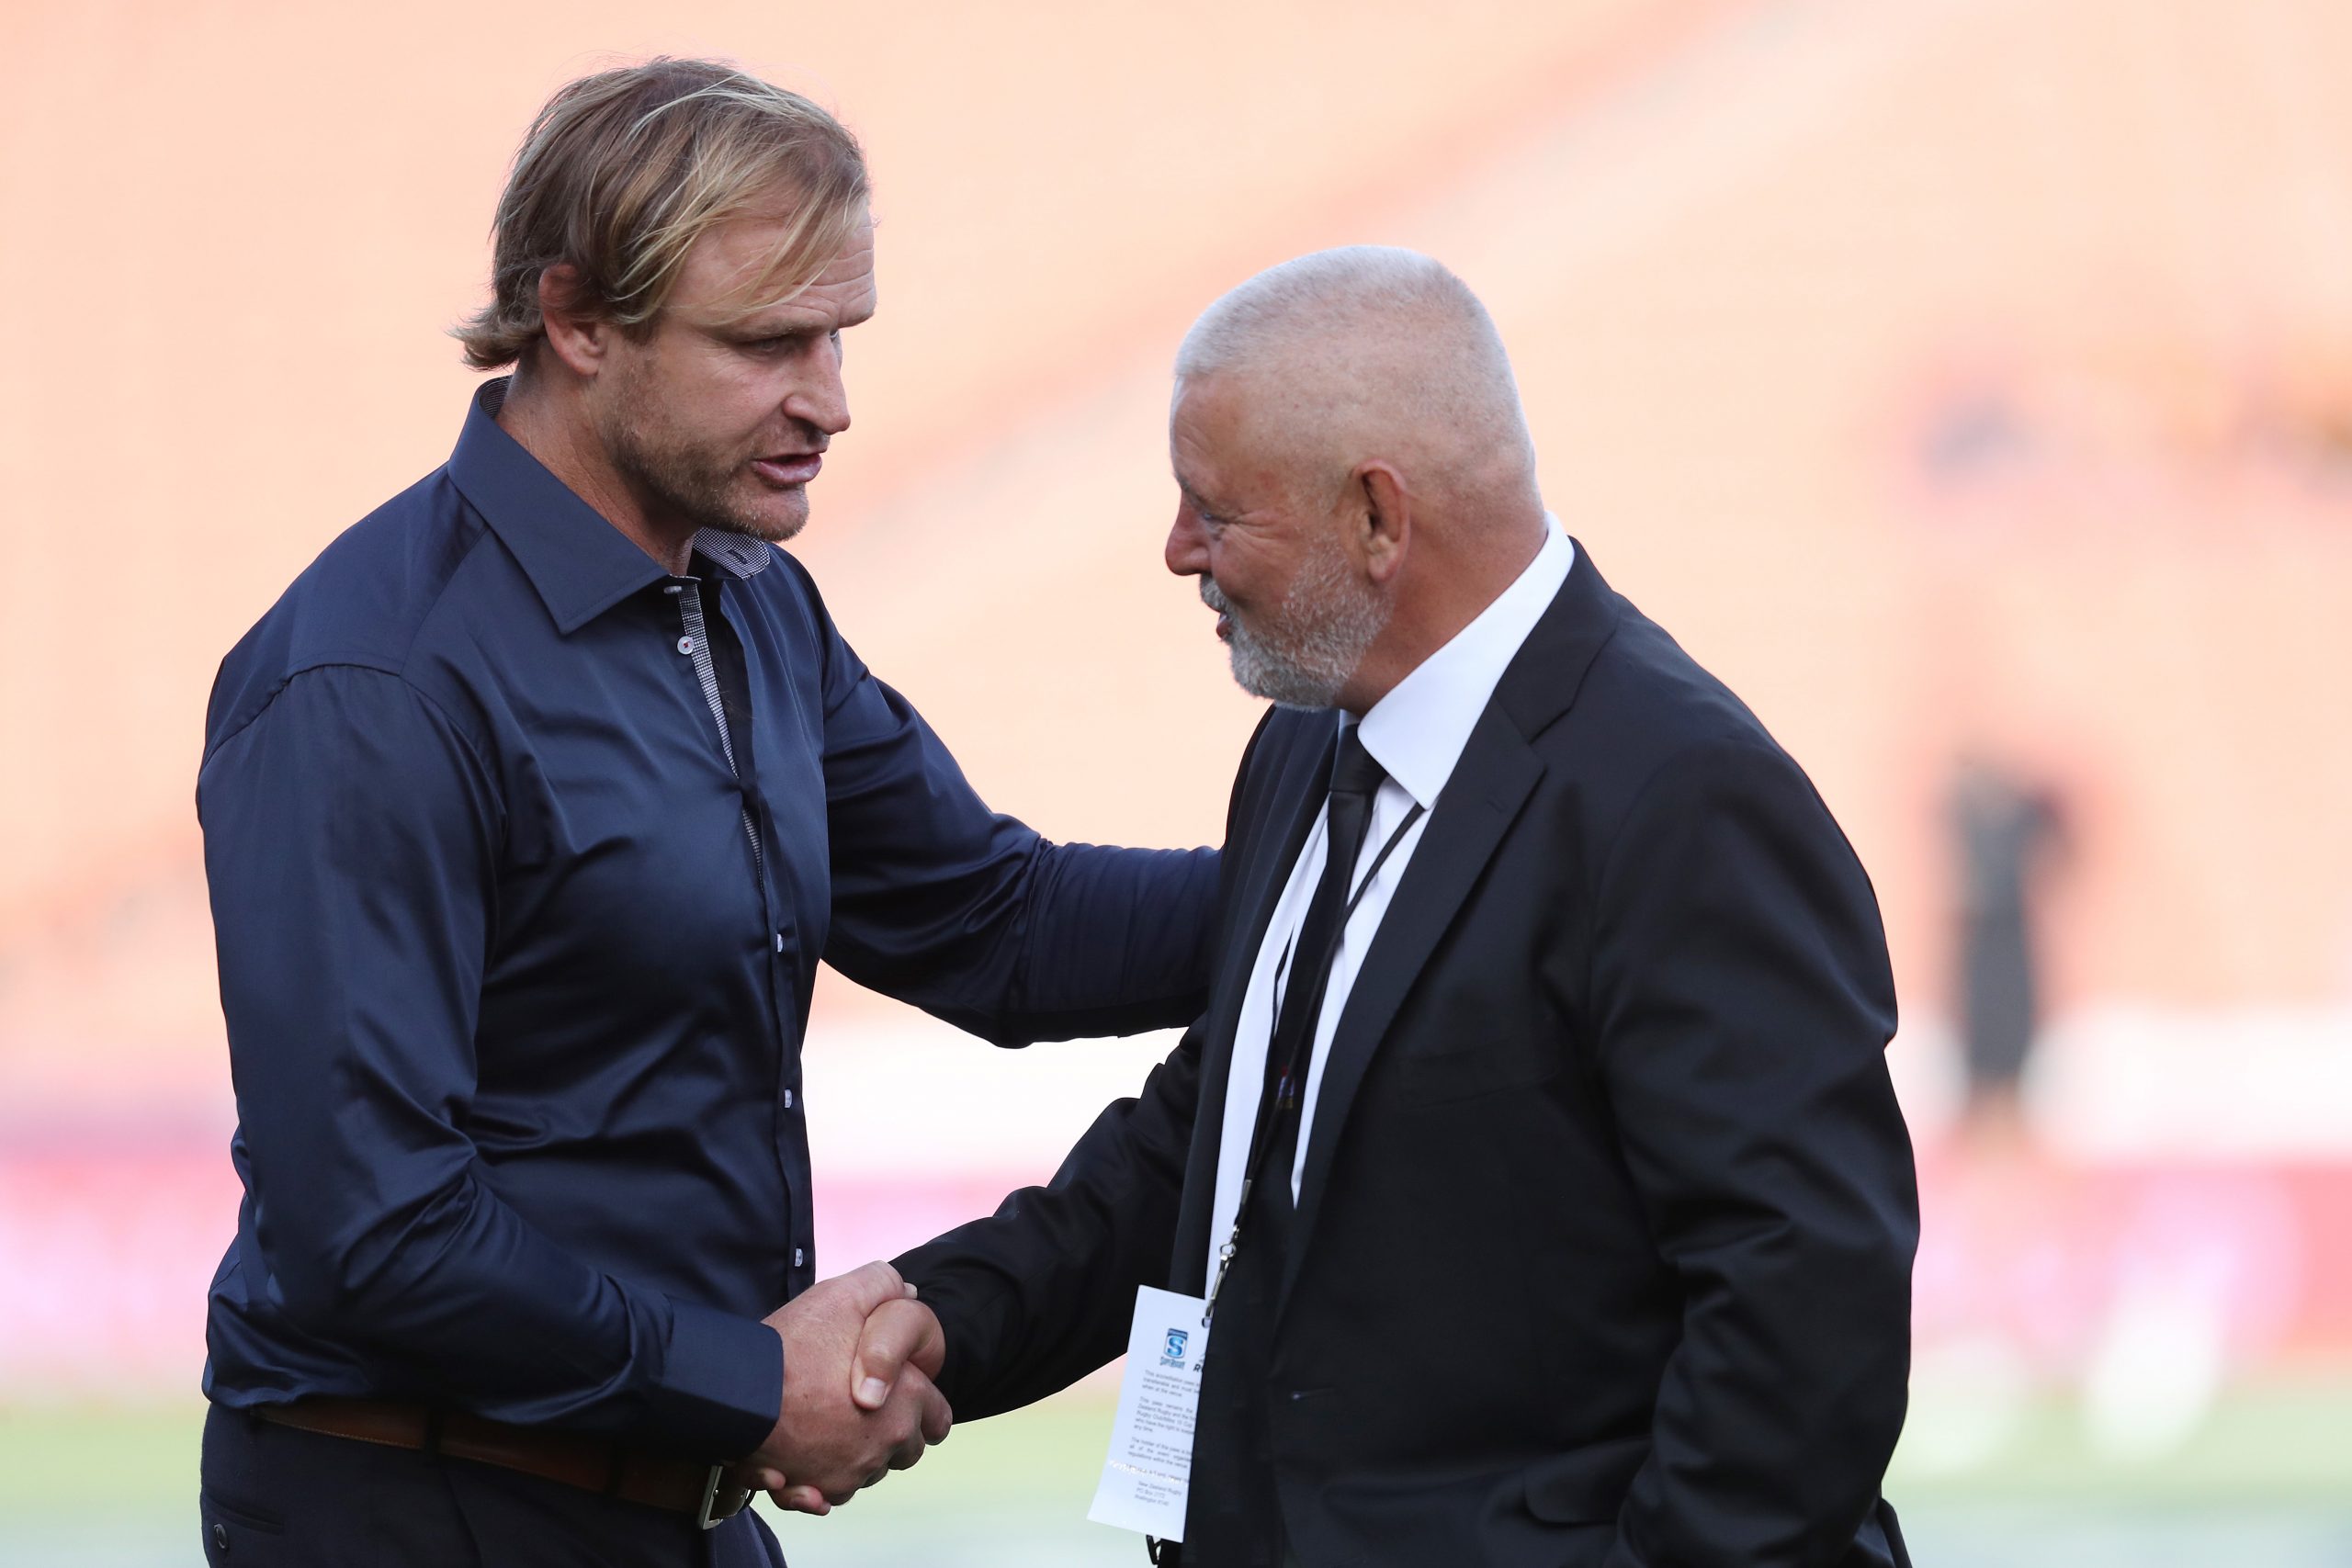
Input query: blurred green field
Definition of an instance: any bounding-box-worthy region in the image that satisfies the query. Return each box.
[6,1380,2351,1566]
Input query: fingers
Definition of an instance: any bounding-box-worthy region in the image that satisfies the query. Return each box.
[748,1269,944,1509]
[904,1299,944,1381]
[759,1373,950,1514]
[739,1462,830,1516]
[883,1366,947,1470]
[852,1298,945,1411]
[829,1258,911,1320]
[920,1378,954,1446]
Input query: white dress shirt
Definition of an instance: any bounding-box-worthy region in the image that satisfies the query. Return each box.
[1204,523,1576,1285]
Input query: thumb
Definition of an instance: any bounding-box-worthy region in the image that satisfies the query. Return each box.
[853,1298,944,1411]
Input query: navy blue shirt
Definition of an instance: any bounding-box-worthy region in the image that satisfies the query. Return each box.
[197,380,1216,1461]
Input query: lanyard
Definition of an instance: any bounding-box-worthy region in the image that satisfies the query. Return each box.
[1203,795,1426,1324]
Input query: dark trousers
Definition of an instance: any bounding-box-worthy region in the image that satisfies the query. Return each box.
[199,1403,787,1567]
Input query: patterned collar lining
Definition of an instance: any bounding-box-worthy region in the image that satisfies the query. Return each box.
[687,527,775,580]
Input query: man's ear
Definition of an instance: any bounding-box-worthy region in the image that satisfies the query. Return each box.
[1357,462,1411,585]
[536,264,611,378]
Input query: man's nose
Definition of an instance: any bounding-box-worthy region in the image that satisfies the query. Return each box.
[1165,508,1208,577]
[786,351,852,436]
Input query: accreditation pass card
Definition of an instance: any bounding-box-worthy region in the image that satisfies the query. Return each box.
[1087,1284,1211,1540]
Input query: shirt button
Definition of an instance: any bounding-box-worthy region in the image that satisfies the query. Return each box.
[774,931,785,953]
[783,1089,794,1109]
[676,636,695,655]
[794,1248,805,1268]
[212,1520,230,1552]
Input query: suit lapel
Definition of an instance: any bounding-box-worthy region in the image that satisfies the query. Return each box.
[1273,540,1629,1319]
[1274,706,1543,1316]
[1169,717,1337,1292]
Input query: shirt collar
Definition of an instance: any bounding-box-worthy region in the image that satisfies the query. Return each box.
[447,377,775,635]
[1352,521,1575,808]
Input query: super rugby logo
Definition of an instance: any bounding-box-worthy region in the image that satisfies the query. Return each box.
[1158,1327,1190,1368]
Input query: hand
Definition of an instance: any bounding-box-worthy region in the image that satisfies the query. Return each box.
[752,1286,950,1513]
[848,1290,947,1413]
[733,1261,953,1513]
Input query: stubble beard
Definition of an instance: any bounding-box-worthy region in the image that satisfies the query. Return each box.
[601,365,809,545]
[1203,534,1390,710]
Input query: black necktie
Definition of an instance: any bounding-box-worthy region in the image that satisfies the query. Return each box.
[1259,726,1389,1214]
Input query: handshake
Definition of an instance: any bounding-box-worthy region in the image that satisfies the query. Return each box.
[737,1261,955,1514]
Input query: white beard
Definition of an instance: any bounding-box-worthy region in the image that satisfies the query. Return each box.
[1201,536,1388,710]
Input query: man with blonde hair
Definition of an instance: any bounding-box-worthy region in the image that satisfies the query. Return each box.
[194,59,1216,1565]
[892,247,1917,1565]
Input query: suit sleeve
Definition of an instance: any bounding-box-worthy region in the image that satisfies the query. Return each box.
[799,558,1217,1043]
[1587,739,1917,1568]
[892,1024,1205,1418]
[891,708,1279,1415]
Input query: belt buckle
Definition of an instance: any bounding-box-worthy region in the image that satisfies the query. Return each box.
[696,1464,752,1530]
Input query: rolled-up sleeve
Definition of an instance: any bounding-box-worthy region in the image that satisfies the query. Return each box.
[199,665,781,1460]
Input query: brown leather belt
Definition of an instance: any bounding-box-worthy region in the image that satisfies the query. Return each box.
[254,1398,753,1529]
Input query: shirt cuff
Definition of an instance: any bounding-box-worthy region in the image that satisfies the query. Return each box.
[640,1295,783,1461]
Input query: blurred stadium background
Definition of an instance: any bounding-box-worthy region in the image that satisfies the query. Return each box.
[6,0,2352,1562]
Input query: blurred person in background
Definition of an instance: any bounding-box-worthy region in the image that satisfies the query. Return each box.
[192,58,1216,1567]
[876,248,1919,1566]
[1950,756,2068,1145]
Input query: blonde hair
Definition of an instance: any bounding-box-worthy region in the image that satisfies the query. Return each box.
[453,58,867,370]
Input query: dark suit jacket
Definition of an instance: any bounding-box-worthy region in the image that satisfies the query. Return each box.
[899,545,1917,1567]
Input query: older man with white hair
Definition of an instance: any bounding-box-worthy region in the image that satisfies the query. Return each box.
[886,246,1918,1567]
